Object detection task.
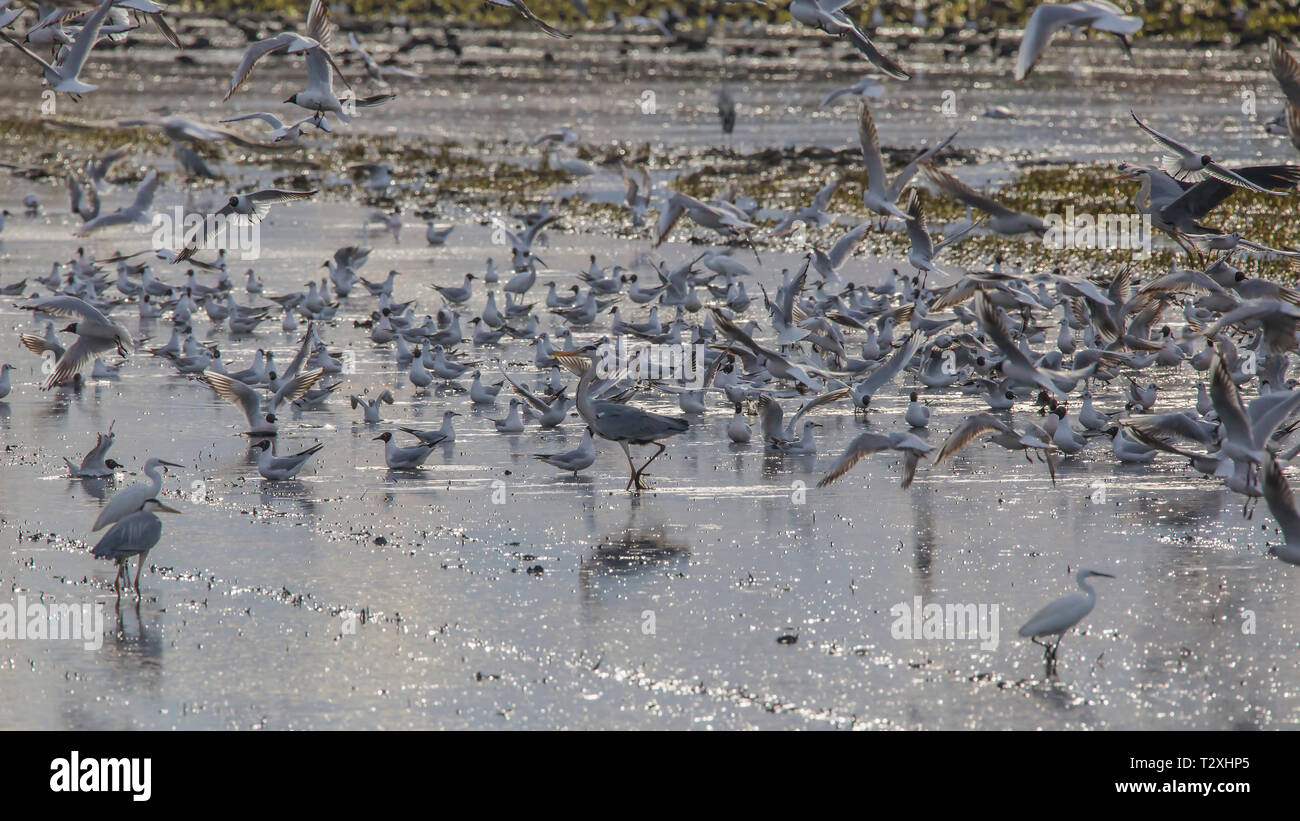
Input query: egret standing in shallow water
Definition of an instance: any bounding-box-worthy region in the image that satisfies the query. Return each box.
[1019,569,1114,667]
[92,498,182,596]
[92,457,183,531]
[554,347,689,491]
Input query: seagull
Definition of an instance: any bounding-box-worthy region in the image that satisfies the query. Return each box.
[252,440,323,480]
[73,170,159,236]
[64,423,120,478]
[858,101,957,224]
[199,367,325,435]
[484,0,571,39]
[225,0,354,119]
[1013,1,1142,81]
[219,111,332,142]
[491,398,526,433]
[902,189,977,282]
[923,165,1047,236]
[1018,569,1114,665]
[654,191,757,248]
[1261,453,1300,564]
[173,188,318,262]
[0,0,115,94]
[819,75,884,108]
[351,390,395,423]
[92,498,182,596]
[20,295,133,390]
[1131,110,1289,194]
[788,0,909,80]
[817,431,934,488]
[373,431,438,469]
[66,174,99,222]
[533,427,597,477]
[346,31,426,81]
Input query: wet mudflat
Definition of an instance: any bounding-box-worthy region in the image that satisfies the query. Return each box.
[0,26,1298,729]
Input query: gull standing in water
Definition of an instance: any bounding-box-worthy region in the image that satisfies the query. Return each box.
[533,427,597,477]
[1018,569,1114,667]
[92,498,182,596]
[374,431,439,469]
[555,347,689,490]
[253,440,323,480]
[93,457,184,531]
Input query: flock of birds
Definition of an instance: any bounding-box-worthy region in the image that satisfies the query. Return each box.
[1,0,1300,671]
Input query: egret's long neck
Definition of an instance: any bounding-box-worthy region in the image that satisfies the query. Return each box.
[144,463,163,493]
[1077,577,1096,602]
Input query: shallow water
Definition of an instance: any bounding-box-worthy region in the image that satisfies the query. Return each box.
[1,28,1299,729]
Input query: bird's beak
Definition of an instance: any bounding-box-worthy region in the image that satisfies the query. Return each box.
[155,502,183,514]
[1092,571,1115,578]
[449,411,462,417]
[372,435,385,441]
[159,460,184,469]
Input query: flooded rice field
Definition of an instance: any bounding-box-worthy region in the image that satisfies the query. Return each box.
[1,18,1299,730]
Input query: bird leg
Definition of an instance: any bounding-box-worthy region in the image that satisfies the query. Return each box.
[632,442,668,488]
[113,560,124,598]
[133,557,144,597]
[619,442,639,491]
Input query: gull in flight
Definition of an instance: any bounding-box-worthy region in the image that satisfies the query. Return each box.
[224,0,354,119]
[1013,1,1142,82]
[346,32,426,81]
[21,295,132,389]
[654,191,757,252]
[789,0,909,80]
[1131,110,1289,194]
[199,367,325,436]
[0,0,114,95]
[173,188,318,262]
[923,165,1047,236]
[72,170,158,236]
[817,431,934,489]
[819,75,884,108]
[485,0,571,39]
[220,111,332,142]
[858,101,957,225]
[1267,35,1300,152]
